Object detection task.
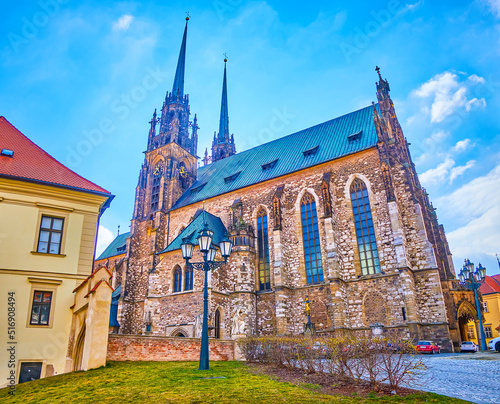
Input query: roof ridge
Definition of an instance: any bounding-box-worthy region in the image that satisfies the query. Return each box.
[171,104,379,210]
[0,117,111,194]
[201,103,378,173]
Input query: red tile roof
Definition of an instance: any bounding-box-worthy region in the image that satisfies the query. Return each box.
[0,116,110,195]
[480,275,500,295]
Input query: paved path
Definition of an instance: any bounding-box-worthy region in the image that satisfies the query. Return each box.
[416,352,500,404]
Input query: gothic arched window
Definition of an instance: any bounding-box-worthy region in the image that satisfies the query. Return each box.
[214,309,221,339]
[301,193,324,284]
[173,266,182,293]
[151,164,163,211]
[184,266,193,291]
[257,208,271,291]
[350,178,380,275]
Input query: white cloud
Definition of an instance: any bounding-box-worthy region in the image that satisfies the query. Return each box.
[452,138,471,152]
[424,130,449,146]
[468,74,486,84]
[420,157,475,186]
[113,15,134,31]
[420,158,455,185]
[412,72,487,123]
[397,0,423,15]
[447,206,500,265]
[436,163,500,272]
[449,160,475,183]
[436,164,500,224]
[484,0,500,17]
[96,225,115,256]
[465,97,487,112]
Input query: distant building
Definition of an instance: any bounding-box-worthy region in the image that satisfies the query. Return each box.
[467,274,500,345]
[0,117,113,386]
[98,19,477,351]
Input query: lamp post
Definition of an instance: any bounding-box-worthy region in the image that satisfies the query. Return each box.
[181,223,233,370]
[458,259,487,351]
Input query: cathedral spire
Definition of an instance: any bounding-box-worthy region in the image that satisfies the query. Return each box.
[172,16,189,99]
[218,57,229,141]
[211,56,236,163]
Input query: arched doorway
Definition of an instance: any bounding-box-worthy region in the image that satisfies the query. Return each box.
[457,300,477,342]
[73,321,86,371]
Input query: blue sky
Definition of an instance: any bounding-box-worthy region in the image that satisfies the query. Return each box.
[1,0,500,275]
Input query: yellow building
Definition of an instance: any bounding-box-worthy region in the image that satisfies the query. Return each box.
[0,116,113,387]
[467,274,500,346]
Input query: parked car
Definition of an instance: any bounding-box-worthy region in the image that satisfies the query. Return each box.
[488,336,500,352]
[415,340,440,354]
[460,341,478,353]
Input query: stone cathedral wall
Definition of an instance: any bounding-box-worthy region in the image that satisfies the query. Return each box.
[118,146,452,349]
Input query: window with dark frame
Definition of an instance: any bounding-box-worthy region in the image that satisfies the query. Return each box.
[257,209,271,291]
[151,175,161,211]
[350,179,381,275]
[184,266,193,291]
[214,309,221,339]
[173,266,182,292]
[37,216,64,254]
[485,326,493,338]
[301,193,324,284]
[19,362,43,384]
[30,291,53,325]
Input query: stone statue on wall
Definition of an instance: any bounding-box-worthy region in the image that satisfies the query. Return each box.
[231,307,246,335]
[194,313,203,338]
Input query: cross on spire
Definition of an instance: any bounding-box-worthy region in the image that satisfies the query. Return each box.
[375,66,382,81]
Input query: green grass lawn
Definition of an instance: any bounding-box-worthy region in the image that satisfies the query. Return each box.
[0,361,468,403]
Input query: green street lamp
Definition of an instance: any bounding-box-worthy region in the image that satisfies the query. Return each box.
[181,222,233,370]
[458,259,487,351]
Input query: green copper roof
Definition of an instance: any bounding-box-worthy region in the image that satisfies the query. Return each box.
[172,104,379,210]
[161,210,227,253]
[97,232,129,260]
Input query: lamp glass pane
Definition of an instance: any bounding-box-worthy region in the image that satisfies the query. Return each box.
[220,239,232,257]
[207,247,216,262]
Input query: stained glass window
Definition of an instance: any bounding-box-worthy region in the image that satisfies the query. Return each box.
[173,266,182,292]
[257,209,271,290]
[350,178,380,275]
[301,193,324,283]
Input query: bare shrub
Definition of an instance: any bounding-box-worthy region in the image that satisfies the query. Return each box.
[237,333,425,393]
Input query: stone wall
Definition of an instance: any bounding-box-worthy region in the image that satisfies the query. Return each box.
[107,335,235,361]
[111,146,453,350]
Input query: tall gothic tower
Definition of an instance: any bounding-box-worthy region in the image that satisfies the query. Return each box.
[122,17,198,333]
[373,67,454,277]
[210,58,236,163]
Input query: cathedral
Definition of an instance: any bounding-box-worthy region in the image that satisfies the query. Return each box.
[96,17,480,351]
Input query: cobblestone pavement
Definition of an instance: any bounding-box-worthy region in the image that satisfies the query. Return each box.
[415,352,500,404]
